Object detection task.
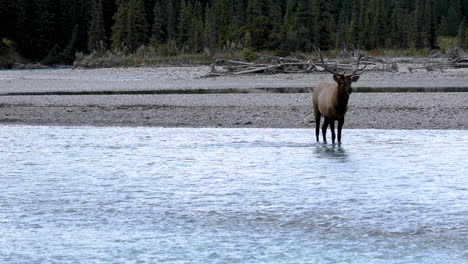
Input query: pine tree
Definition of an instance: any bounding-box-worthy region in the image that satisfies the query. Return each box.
[388,0,406,48]
[232,0,246,45]
[177,0,192,50]
[0,0,17,40]
[16,0,37,58]
[280,0,298,52]
[111,0,128,51]
[447,6,461,36]
[269,0,283,49]
[295,0,314,51]
[370,0,387,48]
[458,17,467,48]
[189,2,204,53]
[151,2,165,47]
[88,0,106,52]
[336,0,352,48]
[102,0,117,42]
[410,0,425,49]
[245,0,273,50]
[132,0,149,50]
[166,0,176,41]
[204,3,216,55]
[35,0,59,59]
[348,0,362,46]
[426,0,437,49]
[214,0,234,49]
[317,0,334,50]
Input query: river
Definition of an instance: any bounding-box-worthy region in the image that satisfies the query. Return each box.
[0,126,466,263]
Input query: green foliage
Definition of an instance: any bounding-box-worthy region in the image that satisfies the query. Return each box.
[458,17,467,48]
[245,0,273,51]
[150,3,165,47]
[0,38,21,68]
[437,36,460,52]
[88,0,107,52]
[4,0,468,63]
[111,0,128,51]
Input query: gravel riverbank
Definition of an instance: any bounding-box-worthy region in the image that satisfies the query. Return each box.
[0,66,467,129]
[0,93,466,129]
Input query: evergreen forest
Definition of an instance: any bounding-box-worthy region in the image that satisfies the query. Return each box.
[0,0,467,64]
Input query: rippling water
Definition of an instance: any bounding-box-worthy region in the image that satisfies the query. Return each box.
[0,126,466,263]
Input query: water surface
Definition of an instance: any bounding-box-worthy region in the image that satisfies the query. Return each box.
[0,126,466,263]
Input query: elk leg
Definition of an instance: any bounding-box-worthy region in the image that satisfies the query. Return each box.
[315,113,321,142]
[322,118,329,142]
[330,119,336,144]
[338,118,344,143]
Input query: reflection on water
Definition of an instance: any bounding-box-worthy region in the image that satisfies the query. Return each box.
[0,126,466,263]
[314,143,348,160]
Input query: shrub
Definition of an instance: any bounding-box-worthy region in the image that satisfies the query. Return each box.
[0,38,21,68]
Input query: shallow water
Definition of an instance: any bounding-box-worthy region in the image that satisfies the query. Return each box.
[0,126,466,263]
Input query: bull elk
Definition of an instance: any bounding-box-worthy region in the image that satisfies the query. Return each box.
[313,49,367,144]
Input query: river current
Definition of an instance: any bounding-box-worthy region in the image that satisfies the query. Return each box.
[0,126,466,263]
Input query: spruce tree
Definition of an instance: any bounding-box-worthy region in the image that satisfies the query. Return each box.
[16,0,37,58]
[458,17,467,48]
[166,0,176,41]
[447,6,461,36]
[317,0,334,50]
[151,2,165,47]
[336,0,352,48]
[410,0,425,49]
[232,0,246,45]
[245,0,273,50]
[426,0,437,49]
[388,0,406,48]
[177,0,192,50]
[35,0,59,59]
[204,4,216,55]
[189,2,204,53]
[88,0,106,52]
[348,0,362,46]
[295,0,314,51]
[280,0,298,52]
[132,0,149,50]
[111,0,128,51]
[214,0,234,49]
[0,0,17,40]
[371,0,387,48]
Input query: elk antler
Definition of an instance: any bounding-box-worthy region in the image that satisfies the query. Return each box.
[350,49,367,76]
[314,47,342,76]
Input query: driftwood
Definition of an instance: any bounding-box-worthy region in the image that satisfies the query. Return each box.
[215,57,319,75]
[205,55,380,76]
[202,49,467,77]
[447,47,468,68]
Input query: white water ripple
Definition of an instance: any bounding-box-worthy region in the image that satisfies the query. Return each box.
[0,126,466,263]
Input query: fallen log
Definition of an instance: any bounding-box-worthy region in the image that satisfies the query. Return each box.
[224,60,254,65]
[233,65,282,75]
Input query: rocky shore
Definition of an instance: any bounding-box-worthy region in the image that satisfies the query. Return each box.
[0,93,466,129]
[0,66,467,129]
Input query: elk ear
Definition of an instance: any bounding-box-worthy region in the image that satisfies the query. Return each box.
[333,74,340,82]
[351,75,360,82]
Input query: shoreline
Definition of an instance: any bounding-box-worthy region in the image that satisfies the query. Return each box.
[0,93,466,130]
[1,66,467,130]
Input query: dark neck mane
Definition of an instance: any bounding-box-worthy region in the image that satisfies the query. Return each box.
[335,89,349,114]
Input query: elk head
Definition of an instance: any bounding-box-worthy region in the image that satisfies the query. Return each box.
[316,48,366,95]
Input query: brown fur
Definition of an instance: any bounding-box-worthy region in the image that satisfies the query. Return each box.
[313,74,359,143]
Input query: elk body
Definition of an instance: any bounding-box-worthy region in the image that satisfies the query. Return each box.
[313,51,366,144]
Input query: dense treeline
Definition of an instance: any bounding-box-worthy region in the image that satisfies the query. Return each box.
[0,0,467,63]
